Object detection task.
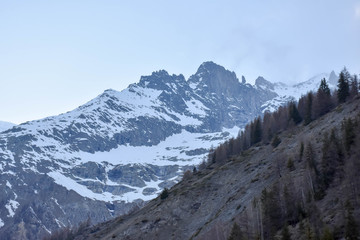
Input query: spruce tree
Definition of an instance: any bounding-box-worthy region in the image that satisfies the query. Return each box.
[160,188,169,199]
[343,118,355,153]
[304,92,313,125]
[337,71,350,103]
[345,201,359,240]
[281,225,291,240]
[350,75,359,99]
[321,227,334,240]
[319,78,331,96]
[315,78,333,117]
[288,101,302,124]
[251,117,262,145]
[299,141,304,161]
[228,222,243,240]
[321,129,342,189]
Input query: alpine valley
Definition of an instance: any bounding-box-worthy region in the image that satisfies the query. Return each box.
[0,62,338,239]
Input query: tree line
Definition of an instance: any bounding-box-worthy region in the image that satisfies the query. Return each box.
[202,68,359,167]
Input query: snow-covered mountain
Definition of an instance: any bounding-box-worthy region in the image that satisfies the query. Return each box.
[260,71,338,112]
[0,121,16,132]
[0,62,337,239]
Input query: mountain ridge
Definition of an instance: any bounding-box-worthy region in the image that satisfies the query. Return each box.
[0,61,339,239]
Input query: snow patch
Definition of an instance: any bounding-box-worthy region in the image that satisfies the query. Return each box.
[76,127,240,167]
[185,99,209,117]
[6,199,20,217]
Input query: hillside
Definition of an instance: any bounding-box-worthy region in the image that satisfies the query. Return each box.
[74,96,360,240]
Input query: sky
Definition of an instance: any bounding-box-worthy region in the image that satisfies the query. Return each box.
[1,1,360,124]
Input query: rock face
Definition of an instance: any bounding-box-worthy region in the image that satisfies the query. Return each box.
[0,62,336,239]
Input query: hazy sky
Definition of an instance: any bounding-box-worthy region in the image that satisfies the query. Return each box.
[1,1,360,124]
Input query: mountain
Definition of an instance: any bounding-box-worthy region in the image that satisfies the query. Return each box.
[0,61,337,239]
[260,72,338,113]
[74,96,360,240]
[0,121,16,132]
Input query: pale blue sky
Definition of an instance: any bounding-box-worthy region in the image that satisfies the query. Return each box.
[1,1,360,124]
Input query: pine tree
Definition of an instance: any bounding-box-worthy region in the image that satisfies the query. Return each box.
[337,70,350,103]
[251,117,262,145]
[228,222,243,240]
[319,78,331,96]
[299,141,304,161]
[321,129,343,189]
[343,118,356,153]
[345,201,359,240]
[261,186,282,239]
[315,78,333,117]
[303,92,313,125]
[288,101,302,124]
[349,75,358,99]
[287,158,295,171]
[160,188,169,199]
[305,143,316,171]
[271,135,281,148]
[281,225,291,240]
[321,227,334,240]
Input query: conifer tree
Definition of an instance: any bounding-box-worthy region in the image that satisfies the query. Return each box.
[299,141,304,161]
[343,118,356,153]
[288,101,302,124]
[305,143,316,172]
[321,129,342,189]
[345,201,359,240]
[160,188,169,199]
[315,78,333,117]
[349,75,359,99]
[304,92,313,125]
[321,227,334,240]
[251,117,262,145]
[337,70,350,103]
[228,222,243,240]
[281,225,291,240]
[271,135,281,148]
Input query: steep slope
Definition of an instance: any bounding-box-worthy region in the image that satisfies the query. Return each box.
[76,97,360,240]
[0,62,277,239]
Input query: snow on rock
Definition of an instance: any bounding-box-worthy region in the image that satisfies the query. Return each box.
[5,199,19,217]
[261,72,336,113]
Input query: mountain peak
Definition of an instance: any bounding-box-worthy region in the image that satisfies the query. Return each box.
[198,61,224,71]
[255,76,274,90]
[138,70,186,90]
[195,61,234,77]
[328,70,338,85]
[241,75,246,84]
[189,62,239,93]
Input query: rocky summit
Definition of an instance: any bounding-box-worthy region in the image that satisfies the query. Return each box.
[0,62,335,239]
